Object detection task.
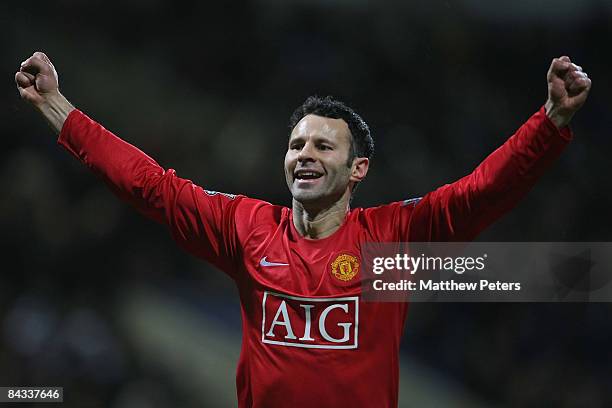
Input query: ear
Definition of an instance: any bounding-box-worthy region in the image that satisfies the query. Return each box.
[349,157,369,183]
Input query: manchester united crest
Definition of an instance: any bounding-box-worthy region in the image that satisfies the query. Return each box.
[330,253,360,282]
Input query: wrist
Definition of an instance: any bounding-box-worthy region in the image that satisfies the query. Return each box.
[37,92,75,134]
[37,91,72,114]
[544,100,572,129]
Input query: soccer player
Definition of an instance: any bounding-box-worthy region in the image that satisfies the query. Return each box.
[15,52,590,407]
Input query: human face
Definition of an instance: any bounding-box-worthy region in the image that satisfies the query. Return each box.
[284,114,354,207]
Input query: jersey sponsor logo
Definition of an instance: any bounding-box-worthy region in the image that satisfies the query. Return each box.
[203,190,236,199]
[330,253,359,282]
[261,291,359,349]
[260,256,289,267]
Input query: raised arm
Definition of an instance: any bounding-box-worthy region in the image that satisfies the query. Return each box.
[15,52,251,277]
[407,56,592,242]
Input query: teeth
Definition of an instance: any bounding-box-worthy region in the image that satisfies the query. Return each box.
[295,171,321,179]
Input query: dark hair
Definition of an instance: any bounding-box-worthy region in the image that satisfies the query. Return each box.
[288,95,374,165]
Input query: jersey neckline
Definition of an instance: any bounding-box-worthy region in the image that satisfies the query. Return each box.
[287,207,355,245]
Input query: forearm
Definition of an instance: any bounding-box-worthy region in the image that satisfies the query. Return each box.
[59,109,244,271]
[59,109,169,222]
[37,92,75,134]
[410,107,572,242]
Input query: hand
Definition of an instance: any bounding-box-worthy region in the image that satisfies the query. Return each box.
[15,51,60,109]
[544,56,592,128]
[15,51,74,134]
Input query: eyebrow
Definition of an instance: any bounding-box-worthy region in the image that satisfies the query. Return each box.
[289,134,336,145]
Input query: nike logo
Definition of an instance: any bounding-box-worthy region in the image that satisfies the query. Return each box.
[260,256,289,267]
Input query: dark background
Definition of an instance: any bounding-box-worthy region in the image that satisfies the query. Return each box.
[1,1,611,407]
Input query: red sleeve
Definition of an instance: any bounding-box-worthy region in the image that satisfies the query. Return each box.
[406,106,573,242]
[58,109,250,278]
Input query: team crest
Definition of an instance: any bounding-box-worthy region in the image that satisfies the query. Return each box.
[330,253,360,282]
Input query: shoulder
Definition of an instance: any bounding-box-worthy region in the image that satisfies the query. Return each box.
[357,197,422,220]
[233,196,289,229]
[349,198,422,241]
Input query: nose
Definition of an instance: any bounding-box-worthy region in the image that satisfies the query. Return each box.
[297,141,316,163]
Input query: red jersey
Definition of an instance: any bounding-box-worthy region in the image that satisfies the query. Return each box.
[58,107,571,407]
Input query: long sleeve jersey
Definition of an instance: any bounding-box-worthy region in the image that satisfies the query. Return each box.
[58,107,571,407]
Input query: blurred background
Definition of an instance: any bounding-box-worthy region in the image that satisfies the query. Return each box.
[1,0,611,406]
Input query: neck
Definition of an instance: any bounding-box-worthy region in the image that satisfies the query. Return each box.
[292,190,351,239]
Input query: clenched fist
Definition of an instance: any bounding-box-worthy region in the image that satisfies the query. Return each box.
[15,51,74,133]
[545,56,592,128]
[15,51,60,108]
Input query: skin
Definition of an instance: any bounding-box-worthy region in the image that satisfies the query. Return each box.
[284,114,369,238]
[16,52,592,240]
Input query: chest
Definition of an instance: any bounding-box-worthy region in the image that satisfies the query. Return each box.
[241,221,364,296]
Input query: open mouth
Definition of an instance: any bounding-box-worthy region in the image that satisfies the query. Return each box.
[294,169,324,182]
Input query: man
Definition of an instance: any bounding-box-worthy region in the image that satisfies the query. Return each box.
[15,52,590,407]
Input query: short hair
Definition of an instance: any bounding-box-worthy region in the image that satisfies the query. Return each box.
[288,95,374,165]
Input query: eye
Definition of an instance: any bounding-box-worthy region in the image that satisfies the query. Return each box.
[290,143,304,150]
[318,144,332,151]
